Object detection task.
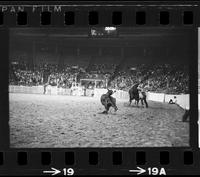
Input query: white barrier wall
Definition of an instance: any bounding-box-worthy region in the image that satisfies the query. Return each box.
[86,89,94,97]
[94,89,129,100]
[176,94,190,110]
[93,88,107,98]
[46,86,57,95]
[113,90,129,100]
[164,94,177,103]
[146,92,189,110]
[9,85,44,94]
[164,94,190,110]
[9,86,189,110]
[9,85,94,97]
[57,88,71,95]
[147,92,165,102]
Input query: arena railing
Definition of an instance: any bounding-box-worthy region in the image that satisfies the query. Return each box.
[9,85,189,110]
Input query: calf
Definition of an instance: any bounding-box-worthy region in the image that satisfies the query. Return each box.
[100,89,118,114]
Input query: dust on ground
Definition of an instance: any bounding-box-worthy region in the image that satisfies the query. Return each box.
[9,93,189,148]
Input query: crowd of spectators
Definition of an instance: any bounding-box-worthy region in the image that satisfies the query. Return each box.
[9,61,189,94]
[109,64,189,94]
[87,63,116,74]
[9,61,43,86]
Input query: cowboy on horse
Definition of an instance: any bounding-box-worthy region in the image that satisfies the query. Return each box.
[129,82,148,108]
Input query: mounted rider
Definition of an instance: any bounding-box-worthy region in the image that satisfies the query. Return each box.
[129,81,148,108]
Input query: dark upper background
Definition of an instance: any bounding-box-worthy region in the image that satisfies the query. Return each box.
[9,27,192,67]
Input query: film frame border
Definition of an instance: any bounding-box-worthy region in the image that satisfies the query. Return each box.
[0,1,199,175]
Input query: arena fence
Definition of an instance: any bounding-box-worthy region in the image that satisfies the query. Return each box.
[9,85,44,94]
[9,85,189,110]
[146,92,165,102]
[147,92,189,110]
[94,88,129,100]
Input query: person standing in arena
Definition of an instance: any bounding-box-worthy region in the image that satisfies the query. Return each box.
[43,63,51,94]
[43,75,50,94]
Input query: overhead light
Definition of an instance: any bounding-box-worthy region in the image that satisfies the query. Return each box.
[104,27,116,31]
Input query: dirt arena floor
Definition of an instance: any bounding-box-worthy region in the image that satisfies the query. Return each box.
[9,93,189,148]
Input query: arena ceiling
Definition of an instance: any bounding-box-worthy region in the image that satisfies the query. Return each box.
[10,28,191,49]
[9,27,192,64]
[10,27,191,40]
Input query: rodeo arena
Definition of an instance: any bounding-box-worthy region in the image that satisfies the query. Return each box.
[9,28,190,147]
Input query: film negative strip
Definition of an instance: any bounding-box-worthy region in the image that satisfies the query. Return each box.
[0,0,199,176]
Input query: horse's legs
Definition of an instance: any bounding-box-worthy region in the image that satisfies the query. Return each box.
[114,105,118,111]
[129,98,132,106]
[102,104,111,114]
[136,94,140,107]
[102,105,108,114]
[136,99,139,107]
[106,104,112,113]
[111,102,118,111]
[144,98,148,108]
[141,99,144,107]
[110,97,118,111]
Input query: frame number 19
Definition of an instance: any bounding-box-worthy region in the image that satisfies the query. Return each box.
[63,168,74,176]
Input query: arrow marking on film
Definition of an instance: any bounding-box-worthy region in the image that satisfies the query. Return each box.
[43,167,61,176]
[129,167,146,175]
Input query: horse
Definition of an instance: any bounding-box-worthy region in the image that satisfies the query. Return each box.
[100,89,118,114]
[129,83,140,106]
[129,83,148,108]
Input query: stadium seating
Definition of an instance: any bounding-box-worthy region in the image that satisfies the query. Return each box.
[9,62,189,95]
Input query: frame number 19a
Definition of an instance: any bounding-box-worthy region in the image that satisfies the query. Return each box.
[148,167,166,175]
